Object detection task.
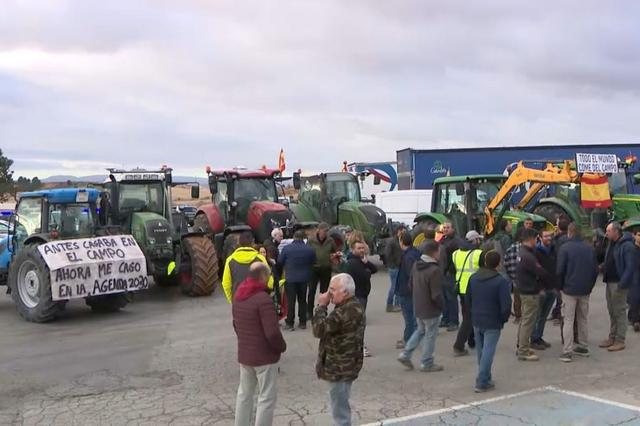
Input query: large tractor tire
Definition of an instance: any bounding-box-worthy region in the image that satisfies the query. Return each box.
[180,235,218,297]
[532,204,568,226]
[85,293,130,313]
[192,213,211,234]
[8,243,66,323]
[222,233,240,261]
[411,219,439,247]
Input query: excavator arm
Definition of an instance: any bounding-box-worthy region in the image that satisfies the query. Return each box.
[484,160,577,235]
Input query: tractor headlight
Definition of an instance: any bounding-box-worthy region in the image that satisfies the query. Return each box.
[148,237,156,245]
[166,237,172,244]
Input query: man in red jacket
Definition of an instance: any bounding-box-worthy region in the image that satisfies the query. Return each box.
[233,262,287,426]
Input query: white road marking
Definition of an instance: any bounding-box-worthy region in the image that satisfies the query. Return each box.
[546,386,640,413]
[363,385,640,425]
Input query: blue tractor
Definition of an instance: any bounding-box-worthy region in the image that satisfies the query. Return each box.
[6,188,133,322]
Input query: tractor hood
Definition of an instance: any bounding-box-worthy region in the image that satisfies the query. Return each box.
[339,201,387,236]
[247,200,294,242]
[502,210,553,231]
[131,212,173,247]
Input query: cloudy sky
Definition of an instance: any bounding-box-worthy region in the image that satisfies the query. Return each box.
[1,1,640,178]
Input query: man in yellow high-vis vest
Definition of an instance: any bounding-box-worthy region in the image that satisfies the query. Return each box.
[452,230,485,356]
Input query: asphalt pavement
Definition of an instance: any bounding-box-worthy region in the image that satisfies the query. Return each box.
[1,262,640,425]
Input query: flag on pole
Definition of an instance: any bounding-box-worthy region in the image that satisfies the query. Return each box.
[278,149,286,172]
[581,174,612,208]
[342,161,348,172]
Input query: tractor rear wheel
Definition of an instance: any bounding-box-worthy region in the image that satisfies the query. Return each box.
[8,243,66,323]
[85,293,130,313]
[222,233,240,261]
[533,204,568,226]
[180,235,218,296]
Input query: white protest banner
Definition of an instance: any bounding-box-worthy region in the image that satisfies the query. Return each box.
[37,235,149,301]
[575,153,619,174]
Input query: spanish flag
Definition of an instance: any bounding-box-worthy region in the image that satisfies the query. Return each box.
[581,174,612,208]
[278,148,286,172]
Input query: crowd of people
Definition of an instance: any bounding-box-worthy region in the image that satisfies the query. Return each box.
[225,216,640,426]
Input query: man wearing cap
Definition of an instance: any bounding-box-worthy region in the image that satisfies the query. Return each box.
[452,230,485,356]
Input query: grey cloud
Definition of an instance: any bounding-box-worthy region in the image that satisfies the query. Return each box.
[1,1,640,177]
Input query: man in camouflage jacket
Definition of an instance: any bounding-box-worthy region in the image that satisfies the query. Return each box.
[313,273,365,426]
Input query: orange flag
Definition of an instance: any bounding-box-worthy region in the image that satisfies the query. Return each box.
[278,149,286,172]
[581,174,612,208]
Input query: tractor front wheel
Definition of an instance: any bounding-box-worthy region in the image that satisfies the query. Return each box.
[180,236,218,296]
[411,219,439,247]
[8,243,66,323]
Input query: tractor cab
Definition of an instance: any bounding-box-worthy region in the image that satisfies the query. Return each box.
[430,175,508,236]
[13,188,99,252]
[291,171,388,253]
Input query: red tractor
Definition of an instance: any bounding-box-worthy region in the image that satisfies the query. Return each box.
[193,167,296,264]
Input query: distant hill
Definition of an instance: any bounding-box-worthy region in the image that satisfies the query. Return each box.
[42,175,208,186]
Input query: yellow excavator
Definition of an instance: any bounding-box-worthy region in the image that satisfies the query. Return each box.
[484,160,578,235]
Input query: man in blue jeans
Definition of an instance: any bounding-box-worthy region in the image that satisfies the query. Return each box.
[467,250,511,393]
[394,232,422,349]
[397,241,444,372]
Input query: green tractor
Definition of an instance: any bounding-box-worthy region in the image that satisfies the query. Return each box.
[102,168,217,296]
[412,174,549,246]
[290,172,388,252]
[518,159,640,236]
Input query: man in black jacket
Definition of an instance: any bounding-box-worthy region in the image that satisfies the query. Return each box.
[383,225,405,312]
[530,230,558,350]
[556,224,598,362]
[516,228,550,361]
[346,240,378,357]
[550,214,570,323]
[600,222,638,352]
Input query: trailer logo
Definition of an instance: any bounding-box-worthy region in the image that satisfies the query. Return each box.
[430,161,447,174]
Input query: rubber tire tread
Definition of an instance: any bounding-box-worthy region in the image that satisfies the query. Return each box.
[532,204,569,226]
[8,243,66,323]
[85,293,129,313]
[181,235,218,297]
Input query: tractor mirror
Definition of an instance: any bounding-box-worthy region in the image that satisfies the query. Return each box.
[191,185,200,199]
[293,172,301,190]
[165,171,172,186]
[373,175,381,185]
[455,183,465,196]
[208,175,218,194]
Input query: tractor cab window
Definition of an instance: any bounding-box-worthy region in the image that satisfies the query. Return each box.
[436,184,465,214]
[214,179,228,221]
[48,203,95,237]
[474,181,504,213]
[15,197,43,249]
[118,182,165,215]
[299,177,323,209]
[325,175,360,203]
[234,178,277,202]
[609,171,627,195]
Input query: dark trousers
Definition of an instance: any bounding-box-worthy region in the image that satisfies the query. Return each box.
[308,266,332,317]
[442,274,459,326]
[286,281,308,326]
[628,287,640,324]
[454,294,475,351]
